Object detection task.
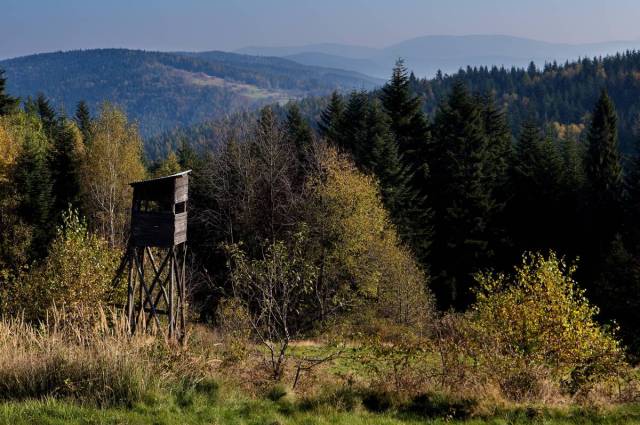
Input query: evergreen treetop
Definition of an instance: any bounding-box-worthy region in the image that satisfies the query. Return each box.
[0,69,18,116]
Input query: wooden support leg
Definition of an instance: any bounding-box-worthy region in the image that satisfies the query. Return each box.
[169,247,175,339]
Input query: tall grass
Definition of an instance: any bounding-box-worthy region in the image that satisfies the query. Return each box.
[0,306,167,406]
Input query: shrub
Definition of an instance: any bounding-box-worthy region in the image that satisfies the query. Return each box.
[6,210,122,321]
[471,252,625,400]
[216,298,252,364]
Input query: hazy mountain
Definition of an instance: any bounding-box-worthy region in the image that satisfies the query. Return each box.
[0,48,381,138]
[237,43,380,59]
[238,35,640,78]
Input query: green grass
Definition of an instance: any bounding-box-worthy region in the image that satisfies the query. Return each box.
[3,389,640,425]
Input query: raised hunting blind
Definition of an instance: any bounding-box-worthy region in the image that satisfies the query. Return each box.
[114,170,191,340]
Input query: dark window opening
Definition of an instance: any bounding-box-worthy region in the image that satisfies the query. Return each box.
[175,202,186,214]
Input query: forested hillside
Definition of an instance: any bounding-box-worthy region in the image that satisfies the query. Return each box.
[0,49,380,137]
[412,50,640,152]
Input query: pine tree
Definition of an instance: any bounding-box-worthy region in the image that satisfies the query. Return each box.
[365,100,432,263]
[586,90,623,210]
[14,130,54,257]
[177,138,199,170]
[318,91,345,144]
[509,118,565,253]
[50,119,83,215]
[585,89,623,254]
[380,59,430,161]
[35,93,57,138]
[74,100,92,145]
[429,80,496,309]
[285,104,313,161]
[339,91,369,161]
[0,69,18,116]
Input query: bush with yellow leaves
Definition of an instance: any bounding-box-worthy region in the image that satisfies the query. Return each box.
[306,145,433,327]
[469,252,625,400]
[6,210,123,321]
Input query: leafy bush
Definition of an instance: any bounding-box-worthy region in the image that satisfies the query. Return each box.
[470,252,625,400]
[216,298,252,364]
[6,210,122,321]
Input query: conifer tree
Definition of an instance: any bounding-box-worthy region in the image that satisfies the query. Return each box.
[318,91,345,144]
[177,138,199,170]
[285,104,313,160]
[429,81,496,308]
[35,93,57,138]
[14,129,54,256]
[509,118,565,253]
[0,69,18,116]
[365,100,432,263]
[585,89,623,253]
[339,91,369,161]
[380,59,430,163]
[586,90,623,210]
[50,119,83,214]
[74,100,92,145]
[481,94,512,192]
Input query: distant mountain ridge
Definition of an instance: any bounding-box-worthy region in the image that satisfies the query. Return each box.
[0,48,381,138]
[238,35,640,78]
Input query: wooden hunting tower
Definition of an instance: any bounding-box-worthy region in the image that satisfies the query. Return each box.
[115,170,191,340]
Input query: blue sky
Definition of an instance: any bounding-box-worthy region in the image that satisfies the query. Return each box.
[2,0,639,59]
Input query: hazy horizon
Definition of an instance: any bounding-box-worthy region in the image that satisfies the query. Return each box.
[2,0,640,60]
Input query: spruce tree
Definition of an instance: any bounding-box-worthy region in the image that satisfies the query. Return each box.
[318,91,345,144]
[285,104,313,159]
[177,138,199,170]
[365,100,432,263]
[429,80,496,309]
[36,93,57,138]
[585,89,623,253]
[380,58,430,162]
[14,131,54,257]
[339,91,369,161]
[586,90,623,210]
[379,59,433,262]
[50,119,82,214]
[509,119,566,253]
[0,69,18,116]
[74,100,92,145]
[481,94,512,191]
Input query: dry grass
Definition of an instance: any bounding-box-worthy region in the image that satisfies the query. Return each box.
[0,306,189,406]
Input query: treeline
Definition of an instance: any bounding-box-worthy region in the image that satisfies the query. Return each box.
[412,50,640,153]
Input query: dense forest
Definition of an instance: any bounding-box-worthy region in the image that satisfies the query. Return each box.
[0,49,380,138]
[413,51,640,153]
[2,51,640,419]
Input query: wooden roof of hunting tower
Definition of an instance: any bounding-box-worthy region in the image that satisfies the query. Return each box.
[129,170,191,247]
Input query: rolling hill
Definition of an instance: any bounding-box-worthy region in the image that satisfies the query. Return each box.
[238,35,640,78]
[0,49,382,137]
